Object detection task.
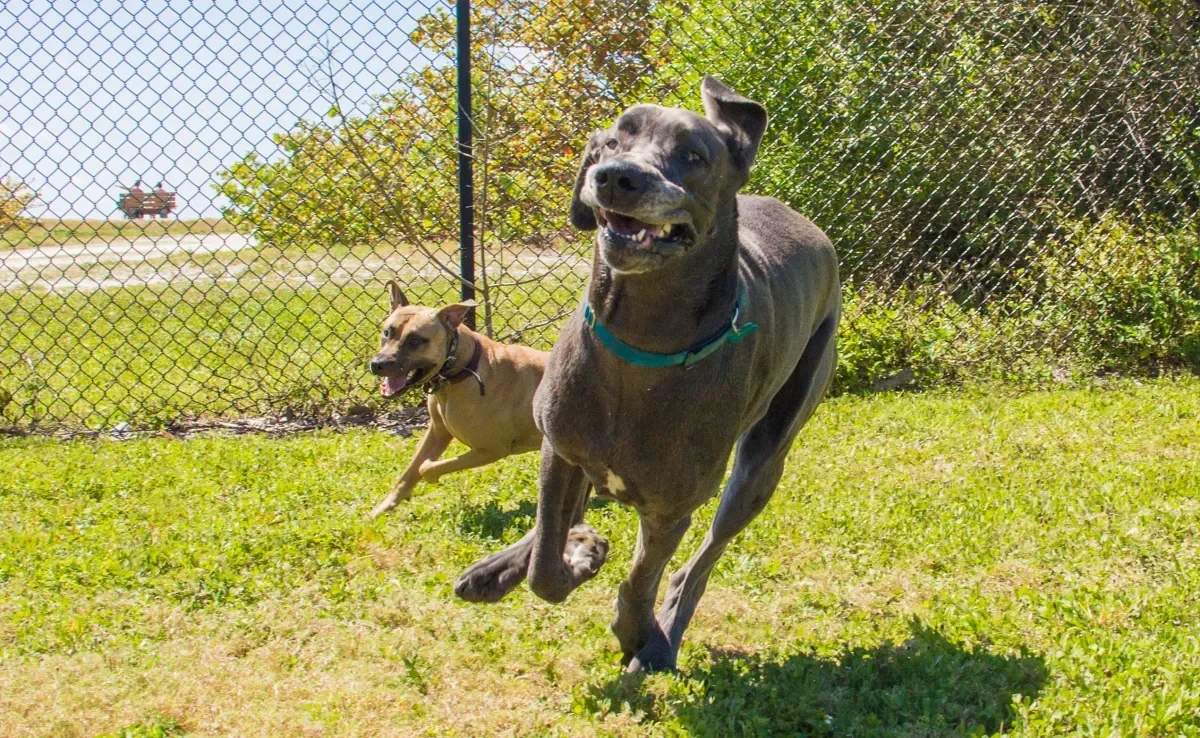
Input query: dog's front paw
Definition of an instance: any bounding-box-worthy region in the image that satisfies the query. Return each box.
[564,524,609,583]
[367,499,396,520]
[454,545,531,603]
[366,483,413,520]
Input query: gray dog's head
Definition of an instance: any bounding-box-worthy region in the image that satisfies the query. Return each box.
[569,77,768,274]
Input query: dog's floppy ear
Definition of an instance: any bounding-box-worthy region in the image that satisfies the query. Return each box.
[569,131,603,231]
[701,76,768,175]
[438,300,478,329]
[386,279,408,310]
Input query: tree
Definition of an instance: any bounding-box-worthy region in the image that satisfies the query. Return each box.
[649,0,1200,293]
[216,0,660,253]
[1,177,35,230]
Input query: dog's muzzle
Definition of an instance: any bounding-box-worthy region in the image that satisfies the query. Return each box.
[370,357,434,398]
[584,162,697,252]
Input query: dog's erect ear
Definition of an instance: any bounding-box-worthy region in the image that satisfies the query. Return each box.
[569,131,603,231]
[701,76,768,174]
[386,280,408,310]
[438,300,478,329]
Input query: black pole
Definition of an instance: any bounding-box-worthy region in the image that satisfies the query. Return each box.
[455,0,476,328]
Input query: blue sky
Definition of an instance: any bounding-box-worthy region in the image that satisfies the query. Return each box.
[1,0,443,219]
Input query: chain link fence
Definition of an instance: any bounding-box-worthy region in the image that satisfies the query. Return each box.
[2,0,1198,429]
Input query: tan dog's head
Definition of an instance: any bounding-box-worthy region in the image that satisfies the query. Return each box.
[369,280,477,398]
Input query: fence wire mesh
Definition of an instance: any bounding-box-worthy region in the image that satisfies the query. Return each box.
[1,0,1198,429]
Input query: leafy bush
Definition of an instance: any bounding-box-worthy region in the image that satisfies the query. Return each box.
[216,95,459,249]
[648,0,1199,287]
[834,216,1200,393]
[835,284,964,393]
[1032,214,1200,374]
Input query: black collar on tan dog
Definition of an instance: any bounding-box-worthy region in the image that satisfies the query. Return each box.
[427,332,485,397]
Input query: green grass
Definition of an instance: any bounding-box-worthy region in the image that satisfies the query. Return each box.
[1,218,237,250]
[0,274,584,428]
[1,379,1198,736]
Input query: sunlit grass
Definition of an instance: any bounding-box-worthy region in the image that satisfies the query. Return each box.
[0,273,584,428]
[1,379,1197,735]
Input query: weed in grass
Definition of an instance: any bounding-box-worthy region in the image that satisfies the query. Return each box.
[93,716,186,738]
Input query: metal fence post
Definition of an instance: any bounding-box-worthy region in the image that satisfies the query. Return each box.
[456,0,476,328]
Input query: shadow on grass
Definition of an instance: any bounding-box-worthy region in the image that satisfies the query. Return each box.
[574,619,1045,737]
[455,493,616,540]
[455,499,538,540]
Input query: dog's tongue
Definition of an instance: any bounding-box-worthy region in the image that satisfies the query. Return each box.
[380,375,406,397]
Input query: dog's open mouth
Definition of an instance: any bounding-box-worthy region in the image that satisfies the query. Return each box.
[380,367,431,398]
[598,209,694,249]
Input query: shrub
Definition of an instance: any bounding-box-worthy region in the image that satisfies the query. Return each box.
[1032,214,1200,374]
[835,284,965,393]
[646,0,1199,287]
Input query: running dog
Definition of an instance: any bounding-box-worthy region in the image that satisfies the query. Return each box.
[453,78,840,673]
[367,282,548,518]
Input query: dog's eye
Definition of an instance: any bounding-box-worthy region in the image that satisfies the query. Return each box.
[381,327,392,340]
[405,335,426,348]
[605,138,618,150]
[686,150,705,164]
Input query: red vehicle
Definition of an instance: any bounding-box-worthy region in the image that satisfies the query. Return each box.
[117,180,176,218]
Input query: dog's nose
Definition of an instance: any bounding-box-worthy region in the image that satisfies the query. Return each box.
[592,161,647,201]
[369,357,393,375]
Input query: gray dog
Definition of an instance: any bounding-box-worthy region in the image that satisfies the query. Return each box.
[455,77,840,673]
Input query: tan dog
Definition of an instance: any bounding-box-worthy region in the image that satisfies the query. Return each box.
[367,281,547,518]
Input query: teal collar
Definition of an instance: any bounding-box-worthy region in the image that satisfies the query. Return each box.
[583,289,758,368]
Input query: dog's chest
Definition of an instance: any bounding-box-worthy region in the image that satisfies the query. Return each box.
[538,356,747,512]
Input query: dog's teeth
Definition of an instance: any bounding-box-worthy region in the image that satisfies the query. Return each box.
[635,229,646,241]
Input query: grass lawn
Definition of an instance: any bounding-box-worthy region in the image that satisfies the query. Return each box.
[2,379,1199,736]
[1,218,238,251]
[0,274,584,428]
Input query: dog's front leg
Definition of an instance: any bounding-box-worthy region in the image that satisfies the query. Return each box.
[613,513,691,672]
[455,438,607,604]
[527,439,608,604]
[368,402,453,519]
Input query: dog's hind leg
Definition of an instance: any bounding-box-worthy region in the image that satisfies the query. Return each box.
[633,316,838,672]
[418,447,509,484]
[368,401,453,519]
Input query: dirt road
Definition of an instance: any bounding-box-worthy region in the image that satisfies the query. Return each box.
[0,233,586,294]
